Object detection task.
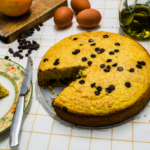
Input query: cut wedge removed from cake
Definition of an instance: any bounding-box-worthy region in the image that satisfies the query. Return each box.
[38,31,150,127]
[0,83,9,99]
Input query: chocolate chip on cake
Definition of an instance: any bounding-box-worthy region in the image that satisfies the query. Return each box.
[105,88,111,93]
[95,91,100,95]
[95,48,100,52]
[129,68,134,72]
[88,61,92,66]
[5,56,9,59]
[73,38,77,40]
[82,57,87,62]
[75,49,80,53]
[91,83,96,88]
[115,42,120,46]
[112,63,117,67]
[91,54,96,58]
[63,107,67,113]
[136,65,142,69]
[103,35,109,38]
[140,61,146,66]
[106,59,112,63]
[109,85,115,90]
[100,64,105,68]
[79,80,85,84]
[89,39,94,42]
[39,69,42,72]
[109,51,115,55]
[53,59,59,66]
[90,43,96,46]
[100,48,105,54]
[114,49,119,53]
[125,82,131,88]
[97,86,102,91]
[79,44,83,46]
[117,67,123,71]
[106,65,111,70]
[104,69,110,72]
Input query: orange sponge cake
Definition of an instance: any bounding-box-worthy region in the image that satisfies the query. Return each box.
[38,31,150,126]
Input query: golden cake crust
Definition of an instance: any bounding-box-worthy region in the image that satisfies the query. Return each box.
[38,31,150,126]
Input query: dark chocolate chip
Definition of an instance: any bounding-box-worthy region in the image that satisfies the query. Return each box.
[104,69,110,72]
[112,63,117,67]
[63,107,67,113]
[129,68,134,72]
[95,91,100,95]
[109,51,115,55]
[140,61,146,66]
[97,86,102,91]
[72,51,78,55]
[91,54,96,58]
[100,48,105,54]
[19,55,23,59]
[5,56,9,59]
[114,49,119,53]
[109,85,115,90]
[73,38,77,40]
[19,50,23,53]
[39,69,42,72]
[117,67,123,71]
[25,53,29,57]
[125,82,131,88]
[136,65,142,69]
[105,88,111,93]
[43,58,48,62]
[100,64,105,68]
[79,44,83,46]
[106,65,111,70]
[79,80,85,84]
[90,43,96,46]
[88,61,92,66]
[18,45,22,49]
[39,23,43,26]
[115,42,120,46]
[75,49,80,53]
[53,59,59,66]
[106,59,112,63]
[82,57,87,62]
[91,83,96,88]
[17,38,21,42]
[95,48,100,52]
[32,40,37,45]
[89,39,94,42]
[103,35,109,38]
[9,48,13,52]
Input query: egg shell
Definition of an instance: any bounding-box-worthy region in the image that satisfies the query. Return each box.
[77,9,102,28]
[71,0,91,14]
[54,6,73,28]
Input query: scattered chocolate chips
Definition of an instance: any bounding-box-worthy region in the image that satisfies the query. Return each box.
[125,82,131,88]
[88,61,92,66]
[138,61,146,66]
[114,49,119,53]
[136,65,142,69]
[5,56,9,59]
[129,68,134,72]
[97,86,102,91]
[109,85,115,90]
[112,63,117,67]
[100,64,105,68]
[53,59,59,66]
[104,69,110,72]
[91,83,96,88]
[82,57,87,62]
[105,88,111,93]
[117,67,123,71]
[89,39,94,42]
[90,43,96,46]
[109,51,115,55]
[106,59,112,63]
[103,35,109,38]
[95,91,100,95]
[106,65,111,70]
[73,38,77,40]
[115,42,120,46]
[91,54,96,58]
[79,80,85,84]
[63,107,67,113]
[72,49,80,55]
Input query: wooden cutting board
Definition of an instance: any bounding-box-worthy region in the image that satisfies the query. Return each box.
[0,0,67,44]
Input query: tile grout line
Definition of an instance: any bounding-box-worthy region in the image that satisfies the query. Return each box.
[110,128,113,150]
[26,102,40,150]
[47,119,55,150]
[132,120,134,150]
[89,130,93,150]
[67,128,73,150]
[102,0,107,28]
[116,0,120,33]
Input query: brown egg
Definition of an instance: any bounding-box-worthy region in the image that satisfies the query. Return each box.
[54,6,73,28]
[77,9,102,28]
[71,0,91,14]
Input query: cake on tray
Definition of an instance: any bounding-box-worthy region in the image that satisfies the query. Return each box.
[0,83,9,99]
[38,31,150,127]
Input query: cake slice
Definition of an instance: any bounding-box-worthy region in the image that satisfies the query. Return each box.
[0,83,9,99]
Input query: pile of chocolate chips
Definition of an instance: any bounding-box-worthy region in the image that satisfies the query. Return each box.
[4,23,43,60]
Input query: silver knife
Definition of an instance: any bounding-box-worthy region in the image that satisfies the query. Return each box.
[10,56,33,148]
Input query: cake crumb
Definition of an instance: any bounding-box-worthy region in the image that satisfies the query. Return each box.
[48,86,55,94]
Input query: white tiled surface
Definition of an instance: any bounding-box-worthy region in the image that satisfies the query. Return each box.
[1,0,150,149]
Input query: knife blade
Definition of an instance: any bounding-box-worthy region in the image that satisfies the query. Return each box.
[10,56,33,148]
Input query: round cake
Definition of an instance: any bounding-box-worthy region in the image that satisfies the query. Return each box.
[38,31,150,127]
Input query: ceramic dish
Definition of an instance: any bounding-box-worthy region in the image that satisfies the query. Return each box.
[0,58,33,134]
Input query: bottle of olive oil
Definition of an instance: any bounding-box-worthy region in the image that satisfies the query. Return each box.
[119,2,150,39]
